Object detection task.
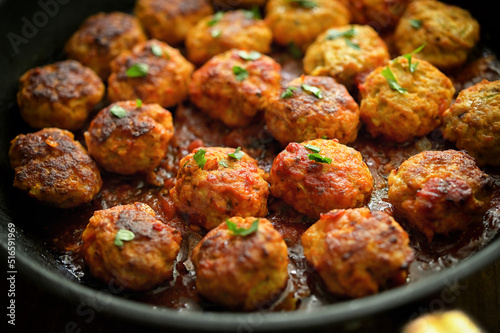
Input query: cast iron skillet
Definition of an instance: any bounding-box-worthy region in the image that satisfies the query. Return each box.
[1,0,499,331]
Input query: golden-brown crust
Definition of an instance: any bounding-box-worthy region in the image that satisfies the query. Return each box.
[81,202,182,291]
[17,60,104,131]
[393,0,480,69]
[388,150,493,240]
[265,0,351,51]
[185,10,272,66]
[359,56,455,143]
[269,139,374,219]
[442,80,500,166]
[189,49,281,127]
[303,24,390,90]
[170,147,269,230]
[338,0,410,29]
[264,75,360,146]
[191,216,289,310]
[301,208,414,298]
[107,39,194,108]
[84,100,174,175]
[64,12,147,80]
[134,0,214,46]
[9,128,102,208]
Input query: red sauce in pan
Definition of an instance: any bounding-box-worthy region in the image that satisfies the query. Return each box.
[40,47,500,312]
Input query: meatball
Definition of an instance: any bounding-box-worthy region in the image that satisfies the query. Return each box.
[189,49,281,127]
[265,0,350,51]
[191,216,289,310]
[338,0,410,30]
[359,55,455,143]
[16,60,104,131]
[185,10,272,66]
[442,80,500,166]
[303,24,390,90]
[81,202,182,291]
[65,12,147,79]
[269,139,373,219]
[264,75,360,146]
[9,128,102,208]
[107,39,194,108]
[170,147,269,230]
[134,0,214,46]
[84,100,174,175]
[393,0,480,70]
[388,150,493,241]
[301,208,414,299]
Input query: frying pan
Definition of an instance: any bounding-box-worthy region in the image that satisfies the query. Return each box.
[1,0,499,332]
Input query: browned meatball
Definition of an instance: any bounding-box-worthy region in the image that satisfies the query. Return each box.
[304,24,390,90]
[269,139,373,219]
[84,100,174,175]
[338,0,410,30]
[16,60,104,131]
[264,75,360,146]
[191,216,289,310]
[81,202,182,291]
[65,12,147,80]
[170,147,269,230]
[134,0,214,46]
[9,128,102,208]
[388,150,493,241]
[359,55,455,143]
[189,49,281,127]
[301,208,414,299]
[107,39,194,108]
[185,10,272,66]
[442,80,500,166]
[265,0,351,51]
[393,0,480,69]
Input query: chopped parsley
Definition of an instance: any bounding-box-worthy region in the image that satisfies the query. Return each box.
[287,0,318,9]
[401,44,425,73]
[345,38,361,50]
[211,28,222,38]
[126,63,149,78]
[302,84,323,99]
[136,99,143,108]
[308,153,332,164]
[410,19,423,29]
[381,66,407,94]
[193,149,207,170]
[243,6,262,20]
[114,229,135,247]
[110,105,127,118]
[226,219,259,236]
[228,147,244,160]
[150,44,163,57]
[281,86,298,99]
[207,11,224,26]
[233,66,249,81]
[238,50,262,61]
[326,27,360,50]
[304,144,321,153]
[219,159,229,168]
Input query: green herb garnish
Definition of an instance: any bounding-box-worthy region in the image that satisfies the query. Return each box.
[308,153,332,164]
[304,144,321,153]
[228,147,244,160]
[211,28,222,38]
[345,38,361,50]
[207,11,224,26]
[281,86,298,99]
[114,229,135,247]
[126,63,149,78]
[401,44,425,73]
[193,149,207,170]
[226,219,259,236]
[243,6,262,19]
[110,105,127,118]
[326,27,356,40]
[302,84,323,99]
[219,159,228,168]
[136,99,143,108]
[381,66,407,94]
[233,66,249,81]
[409,19,423,29]
[238,50,262,61]
[287,0,318,9]
[151,44,163,57]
